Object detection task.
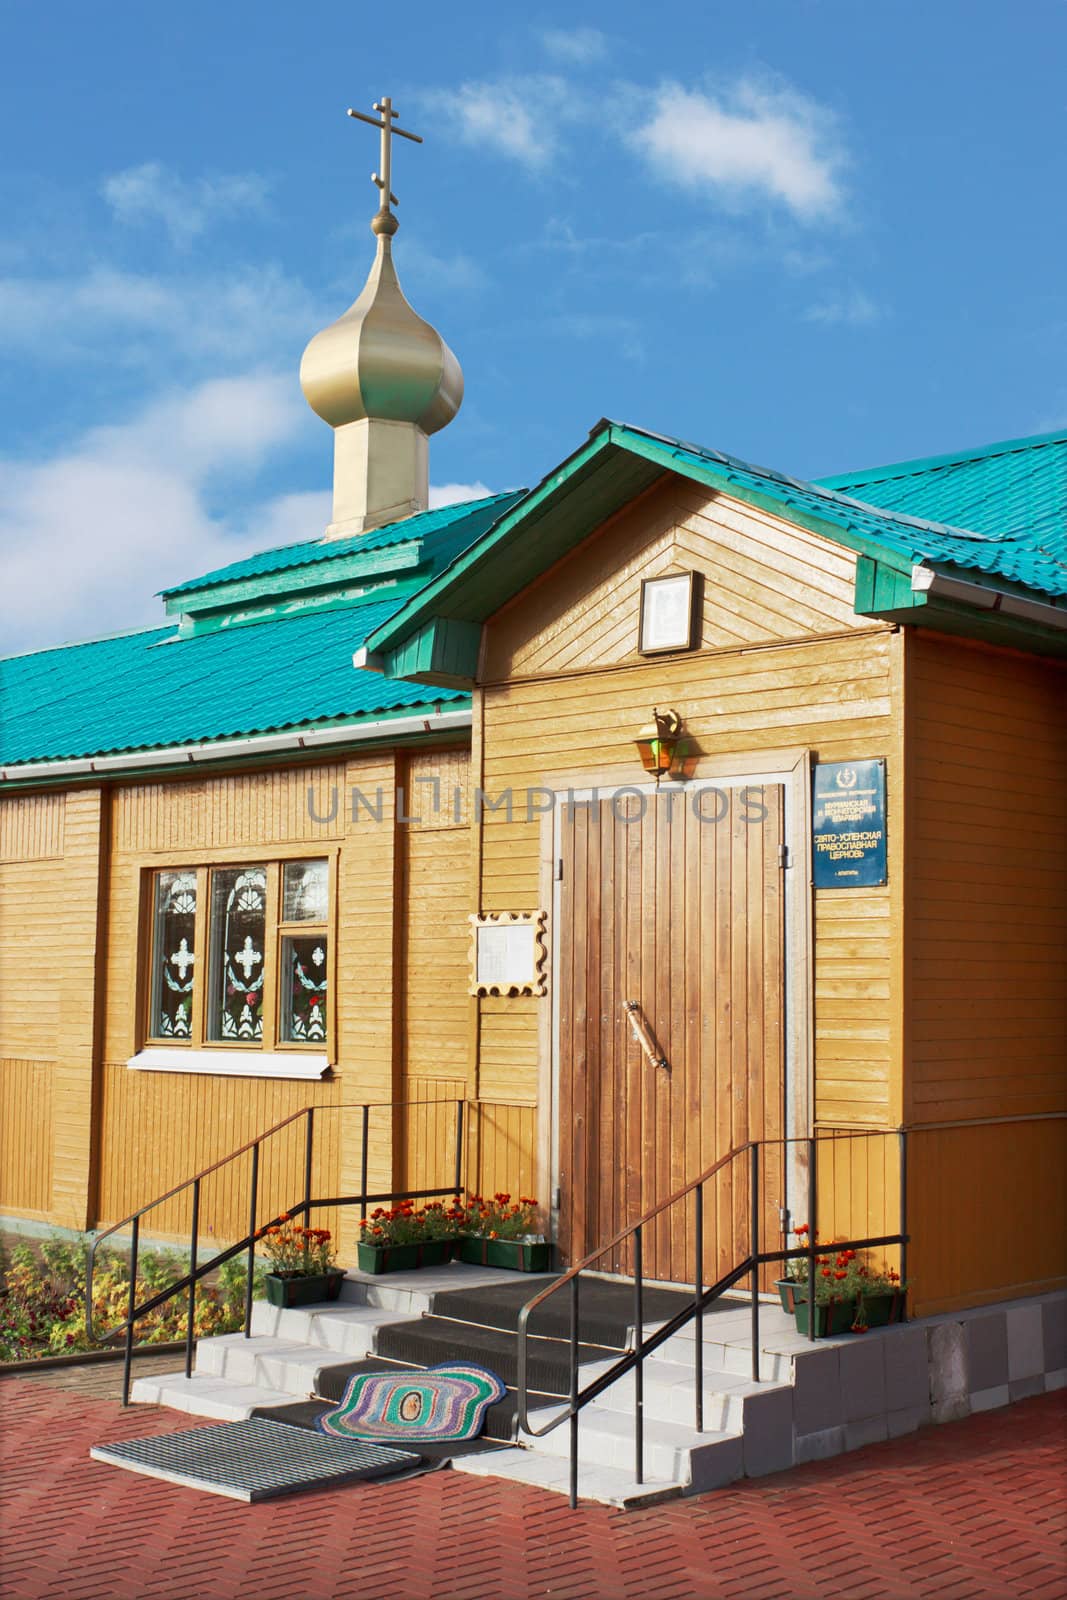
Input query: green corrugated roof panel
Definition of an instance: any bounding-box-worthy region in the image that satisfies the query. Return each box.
[161,492,522,599]
[815,429,1067,551]
[641,425,1067,599]
[366,422,1067,674]
[0,599,468,768]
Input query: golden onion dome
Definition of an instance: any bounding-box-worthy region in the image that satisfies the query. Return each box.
[299,230,463,436]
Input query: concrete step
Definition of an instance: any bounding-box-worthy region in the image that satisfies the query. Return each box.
[521,1402,745,1490]
[451,1445,686,1508]
[130,1371,297,1421]
[580,1354,785,1433]
[249,1300,404,1355]
[195,1334,335,1395]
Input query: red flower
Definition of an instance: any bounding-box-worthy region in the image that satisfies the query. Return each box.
[820,1268,832,1278]
[834,1271,847,1280]
[794,1224,808,1236]
[246,993,257,1006]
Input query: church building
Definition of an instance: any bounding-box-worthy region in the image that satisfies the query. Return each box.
[1,101,1064,1322]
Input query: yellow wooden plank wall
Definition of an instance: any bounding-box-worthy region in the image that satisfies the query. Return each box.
[906,1119,1066,1314]
[0,860,64,1061]
[483,478,884,681]
[467,1100,538,1202]
[0,792,64,861]
[477,627,902,1157]
[0,788,94,1225]
[0,1058,53,1214]
[53,788,107,1229]
[398,1077,465,1196]
[814,1129,901,1276]
[95,1062,342,1243]
[814,892,893,1127]
[113,765,345,854]
[907,635,1067,1122]
[400,749,471,1093]
[98,754,400,1260]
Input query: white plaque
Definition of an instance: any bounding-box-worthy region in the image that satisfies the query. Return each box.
[469,912,547,996]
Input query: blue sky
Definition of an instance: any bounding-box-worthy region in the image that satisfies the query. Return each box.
[1,0,1064,652]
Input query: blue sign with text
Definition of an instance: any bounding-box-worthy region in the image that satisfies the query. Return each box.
[812,759,887,889]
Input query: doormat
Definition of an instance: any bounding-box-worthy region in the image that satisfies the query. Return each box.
[90,1416,420,1502]
[316,1363,506,1444]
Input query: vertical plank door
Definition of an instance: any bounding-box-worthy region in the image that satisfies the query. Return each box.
[557,784,785,1284]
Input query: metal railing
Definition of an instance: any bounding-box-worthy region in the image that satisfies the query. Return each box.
[517,1130,908,1508]
[87,1096,486,1405]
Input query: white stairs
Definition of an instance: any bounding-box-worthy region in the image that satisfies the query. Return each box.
[131,1266,925,1508]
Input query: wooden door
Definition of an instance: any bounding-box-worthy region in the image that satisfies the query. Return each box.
[556,784,785,1284]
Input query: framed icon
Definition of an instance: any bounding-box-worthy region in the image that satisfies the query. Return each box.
[638,571,698,655]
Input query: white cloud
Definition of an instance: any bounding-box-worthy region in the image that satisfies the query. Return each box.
[630,78,845,220]
[102,161,269,247]
[428,481,493,509]
[421,76,574,170]
[0,263,323,368]
[540,27,608,64]
[0,376,502,653]
[804,287,881,326]
[0,375,326,653]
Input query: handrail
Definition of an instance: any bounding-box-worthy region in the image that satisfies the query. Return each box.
[86,1095,493,1403]
[519,1143,748,1328]
[90,1096,470,1249]
[517,1129,909,1508]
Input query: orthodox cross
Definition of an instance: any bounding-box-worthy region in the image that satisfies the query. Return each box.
[169,938,194,981]
[347,97,422,228]
[234,936,261,980]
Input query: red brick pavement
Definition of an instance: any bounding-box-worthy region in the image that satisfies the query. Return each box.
[0,1379,1064,1600]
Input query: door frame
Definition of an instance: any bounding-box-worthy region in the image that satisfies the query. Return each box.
[538,748,813,1255]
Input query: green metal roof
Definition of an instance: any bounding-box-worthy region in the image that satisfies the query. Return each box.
[365,419,1067,680]
[815,428,1067,551]
[162,493,520,599]
[0,598,468,769]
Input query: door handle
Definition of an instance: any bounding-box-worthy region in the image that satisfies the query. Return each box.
[623,1000,669,1071]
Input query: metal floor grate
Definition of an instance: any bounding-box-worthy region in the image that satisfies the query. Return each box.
[90,1416,420,1502]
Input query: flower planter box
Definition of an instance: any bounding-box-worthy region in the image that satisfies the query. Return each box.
[791,1290,905,1338]
[263,1268,345,1309]
[458,1236,552,1273]
[776,1279,806,1314]
[355,1239,457,1275]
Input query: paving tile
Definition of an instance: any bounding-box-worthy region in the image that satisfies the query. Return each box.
[0,1374,1064,1600]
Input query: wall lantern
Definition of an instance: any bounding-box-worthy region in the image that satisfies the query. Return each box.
[634,708,683,784]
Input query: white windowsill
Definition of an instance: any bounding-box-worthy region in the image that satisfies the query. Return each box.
[127,1048,329,1081]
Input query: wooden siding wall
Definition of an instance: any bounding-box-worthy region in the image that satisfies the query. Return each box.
[397,747,473,1195]
[903,634,1067,1311]
[0,788,105,1228]
[97,756,403,1255]
[906,635,1067,1122]
[476,480,905,1213]
[86,748,481,1255]
[906,1119,1066,1315]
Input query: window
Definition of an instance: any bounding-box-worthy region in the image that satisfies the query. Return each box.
[145,858,330,1053]
[149,870,198,1039]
